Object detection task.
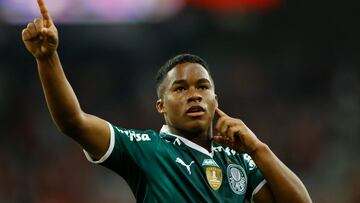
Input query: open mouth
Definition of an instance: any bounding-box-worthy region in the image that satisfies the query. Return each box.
[186,106,205,117]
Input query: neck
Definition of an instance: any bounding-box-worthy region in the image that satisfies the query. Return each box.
[167,125,213,152]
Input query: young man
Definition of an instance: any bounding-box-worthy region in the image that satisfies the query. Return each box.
[22,0,312,202]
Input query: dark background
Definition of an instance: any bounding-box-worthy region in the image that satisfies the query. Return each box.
[1,1,359,202]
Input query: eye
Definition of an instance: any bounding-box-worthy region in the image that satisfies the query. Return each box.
[198,85,209,90]
[175,87,186,92]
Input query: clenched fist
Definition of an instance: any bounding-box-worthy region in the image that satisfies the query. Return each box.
[22,0,58,60]
[213,108,263,155]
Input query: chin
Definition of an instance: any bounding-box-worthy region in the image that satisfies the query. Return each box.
[184,120,210,133]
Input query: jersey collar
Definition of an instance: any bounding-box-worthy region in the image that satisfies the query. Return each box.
[160,125,214,158]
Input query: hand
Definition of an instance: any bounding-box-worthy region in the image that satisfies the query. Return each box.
[22,0,58,60]
[213,108,263,154]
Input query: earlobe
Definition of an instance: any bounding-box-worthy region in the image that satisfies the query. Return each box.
[156,99,165,114]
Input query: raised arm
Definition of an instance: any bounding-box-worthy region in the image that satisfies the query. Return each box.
[22,0,109,160]
[214,108,312,203]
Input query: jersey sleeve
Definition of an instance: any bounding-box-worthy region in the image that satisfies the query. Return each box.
[83,122,159,182]
[242,153,267,202]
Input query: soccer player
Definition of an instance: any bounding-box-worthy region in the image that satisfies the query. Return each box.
[22,0,312,202]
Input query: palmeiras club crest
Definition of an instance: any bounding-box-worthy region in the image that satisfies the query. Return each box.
[227,164,247,195]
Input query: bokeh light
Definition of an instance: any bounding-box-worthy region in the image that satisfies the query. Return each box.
[0,0,185,24]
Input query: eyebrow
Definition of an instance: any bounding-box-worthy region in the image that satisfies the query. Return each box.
[171,78,211,86]
[197,78,211,84]
[171,79,186,86]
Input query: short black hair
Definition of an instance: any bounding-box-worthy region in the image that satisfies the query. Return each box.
[156,54,211,98]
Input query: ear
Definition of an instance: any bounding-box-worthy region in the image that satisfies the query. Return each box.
[156,98,165,114]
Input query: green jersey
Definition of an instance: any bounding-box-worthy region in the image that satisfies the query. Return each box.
[84,122,266,203]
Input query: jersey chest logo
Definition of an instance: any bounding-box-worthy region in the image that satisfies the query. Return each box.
[175,157,194,175]
[227,164,247,195]
[202,159,223,190]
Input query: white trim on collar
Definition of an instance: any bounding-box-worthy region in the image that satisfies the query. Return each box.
[160,125,214,158]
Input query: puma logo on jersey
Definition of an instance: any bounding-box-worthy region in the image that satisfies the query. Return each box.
[175,157,194,175]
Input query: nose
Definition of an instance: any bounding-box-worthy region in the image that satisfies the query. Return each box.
[187,90,202,103]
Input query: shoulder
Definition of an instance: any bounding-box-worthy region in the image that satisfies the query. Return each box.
[241,153,257,172]
[109,123,159,141]
[213,143,258,172]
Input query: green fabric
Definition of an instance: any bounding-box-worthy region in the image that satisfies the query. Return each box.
[100,123,265,203]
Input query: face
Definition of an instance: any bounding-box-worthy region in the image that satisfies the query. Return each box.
[156,63,218,134]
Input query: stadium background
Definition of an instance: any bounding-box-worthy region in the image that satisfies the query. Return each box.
[0,0,359,202]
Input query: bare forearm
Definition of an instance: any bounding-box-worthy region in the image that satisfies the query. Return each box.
[23,0,110,159]
[251,143,312,203]
[36,52,83,133]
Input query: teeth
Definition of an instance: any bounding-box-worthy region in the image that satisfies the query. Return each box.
[188,107,203,112]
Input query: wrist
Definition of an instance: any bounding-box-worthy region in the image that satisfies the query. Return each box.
[249,142,269,161]
[36,52,59,66]
[35,52,58,63]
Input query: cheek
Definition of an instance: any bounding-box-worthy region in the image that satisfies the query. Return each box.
[206,96,217,113]
[164,95,183,113]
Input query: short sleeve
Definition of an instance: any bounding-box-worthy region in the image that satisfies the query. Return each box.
[83,122,159,181]
[83,122,116,164]
[243,153,267,202]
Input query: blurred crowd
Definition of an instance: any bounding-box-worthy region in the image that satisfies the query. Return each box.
[1,1,359,203]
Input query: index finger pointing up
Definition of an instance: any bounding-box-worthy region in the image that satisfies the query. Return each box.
[37,0,52,26]
[215,108,228,117]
